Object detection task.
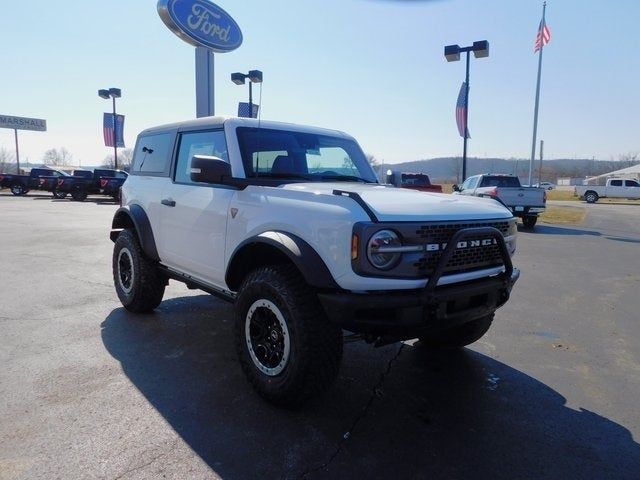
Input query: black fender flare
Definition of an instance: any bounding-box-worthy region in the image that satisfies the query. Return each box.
[226,231,339,291]
[110,205,159,261]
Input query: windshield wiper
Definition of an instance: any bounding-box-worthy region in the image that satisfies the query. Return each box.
[255,172,311,180]
[317,174,375,183]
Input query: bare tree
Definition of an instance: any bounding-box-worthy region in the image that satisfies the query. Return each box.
[619,152,639,168]
[102,148,133,170]
[0,147,16,173]
[42,147,73,166]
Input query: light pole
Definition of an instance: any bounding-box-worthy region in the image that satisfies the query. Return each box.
[98,87,122,169]
[231,70,263,118]
[444,41,489,182]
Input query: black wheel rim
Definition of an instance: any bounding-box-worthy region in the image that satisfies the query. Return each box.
[245,299,291,376]
[117,248,134,294]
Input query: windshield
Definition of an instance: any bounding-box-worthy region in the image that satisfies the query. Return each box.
[236,127,378,183]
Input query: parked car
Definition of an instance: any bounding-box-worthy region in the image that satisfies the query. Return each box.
[56,168,128,201]
[110,116,520,405]
[534,182,555,190]
[0,167,70,196]
[575,178,640,203]
[385,171,443,193]
[453,174,546,229]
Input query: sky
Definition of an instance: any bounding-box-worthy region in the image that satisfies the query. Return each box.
[0,0,638,166]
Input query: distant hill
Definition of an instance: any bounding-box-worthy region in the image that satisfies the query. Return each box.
[381,157,640,183]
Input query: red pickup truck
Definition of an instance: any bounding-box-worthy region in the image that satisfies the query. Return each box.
[385,170,443,193]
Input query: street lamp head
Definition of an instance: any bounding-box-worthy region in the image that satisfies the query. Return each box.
[231,72,246,85]
[248,70,263,83]
[108,87,122,98]
[98,89,110,99]
[472,40,489,58]
[444,44,461,62]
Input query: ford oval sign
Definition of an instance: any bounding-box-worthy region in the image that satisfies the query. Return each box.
[157,0,242,53]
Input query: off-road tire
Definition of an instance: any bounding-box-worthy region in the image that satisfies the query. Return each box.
[11,183,26,196]
[522,215,537,229]
[419,314,494,349]
[112,229,166,313]
[584,191,599,204]
[71,189,88,202]
[234,265,343,406]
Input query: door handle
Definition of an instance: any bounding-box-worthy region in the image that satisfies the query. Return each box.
[161,198,176,207]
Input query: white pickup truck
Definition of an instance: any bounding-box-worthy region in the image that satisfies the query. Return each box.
[454,174,546,229]
[575,178,640,203]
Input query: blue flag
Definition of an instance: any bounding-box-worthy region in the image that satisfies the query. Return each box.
[238,102,259,119]
[103,113,125,147]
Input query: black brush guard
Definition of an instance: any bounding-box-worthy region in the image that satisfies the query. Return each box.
[318,227,519,339]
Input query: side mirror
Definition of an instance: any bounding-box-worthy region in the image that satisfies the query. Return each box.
[452,184,460,192]
[190,155,231,184]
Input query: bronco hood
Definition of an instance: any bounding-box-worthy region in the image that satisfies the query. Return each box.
[280,183,513,222]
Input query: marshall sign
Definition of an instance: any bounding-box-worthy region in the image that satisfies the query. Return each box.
[0,114,47,132]
[157,0,243,52]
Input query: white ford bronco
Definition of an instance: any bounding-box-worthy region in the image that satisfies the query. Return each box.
[110,116,519,405]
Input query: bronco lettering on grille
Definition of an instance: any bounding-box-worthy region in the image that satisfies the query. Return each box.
[425,238,497,252]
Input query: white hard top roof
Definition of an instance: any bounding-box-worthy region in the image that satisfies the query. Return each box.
[139,116,353,139]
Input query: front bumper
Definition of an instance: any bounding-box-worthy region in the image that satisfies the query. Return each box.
[318,226,520,339]
[319,268,519,338]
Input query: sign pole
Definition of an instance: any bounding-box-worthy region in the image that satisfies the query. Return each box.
[14,129,20,173]
[112,97,118,170]
[195,47,215,117]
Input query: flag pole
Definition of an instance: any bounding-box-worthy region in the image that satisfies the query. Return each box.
[529,1,547,186]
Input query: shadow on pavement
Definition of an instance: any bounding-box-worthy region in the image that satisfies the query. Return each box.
[518,224,602,236]
[101,295,640,480]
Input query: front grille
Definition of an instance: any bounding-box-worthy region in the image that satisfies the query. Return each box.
[413,221,509,275]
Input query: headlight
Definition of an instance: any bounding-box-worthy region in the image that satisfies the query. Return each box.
[367,229,401,270]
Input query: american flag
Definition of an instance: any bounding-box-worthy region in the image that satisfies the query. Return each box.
[103,113,125,148]
[238,102,259,118]
[534,18,551,53]
[455,82,470,139]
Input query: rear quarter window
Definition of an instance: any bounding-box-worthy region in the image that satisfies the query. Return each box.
[131,133,174,177]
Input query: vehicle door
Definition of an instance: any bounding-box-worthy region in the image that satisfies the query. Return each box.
[624,180,640,198]
[606,179,624,197]
[158,129,234,286]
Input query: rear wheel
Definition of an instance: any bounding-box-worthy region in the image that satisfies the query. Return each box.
[112,229,166,313]
[522,215,537,229]
[11,183,26,196]
[234,265,343,406]
[71,189,87,201]
[584,191,599,203]
[419,314,494,349]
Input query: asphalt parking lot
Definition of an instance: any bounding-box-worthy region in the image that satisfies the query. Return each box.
[1,193,639,480]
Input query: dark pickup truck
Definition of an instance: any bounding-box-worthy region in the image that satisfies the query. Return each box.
[0,168,70,196]
[55,168,128,201]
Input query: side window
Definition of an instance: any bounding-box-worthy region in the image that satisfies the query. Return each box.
[610,180,622,187]
[175,130,228,185]
[625,180,638,187]
[131,133,173,176]
[460,177,476,190]
[468,177,480,189]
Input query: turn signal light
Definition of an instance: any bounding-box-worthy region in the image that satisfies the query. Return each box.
[351,234,359,260]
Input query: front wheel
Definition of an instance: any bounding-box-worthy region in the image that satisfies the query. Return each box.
[11,183,26,196]
[522,215,537,229]
[112,229,166,313]
[419,314,494,349]
[234,265,343,406]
